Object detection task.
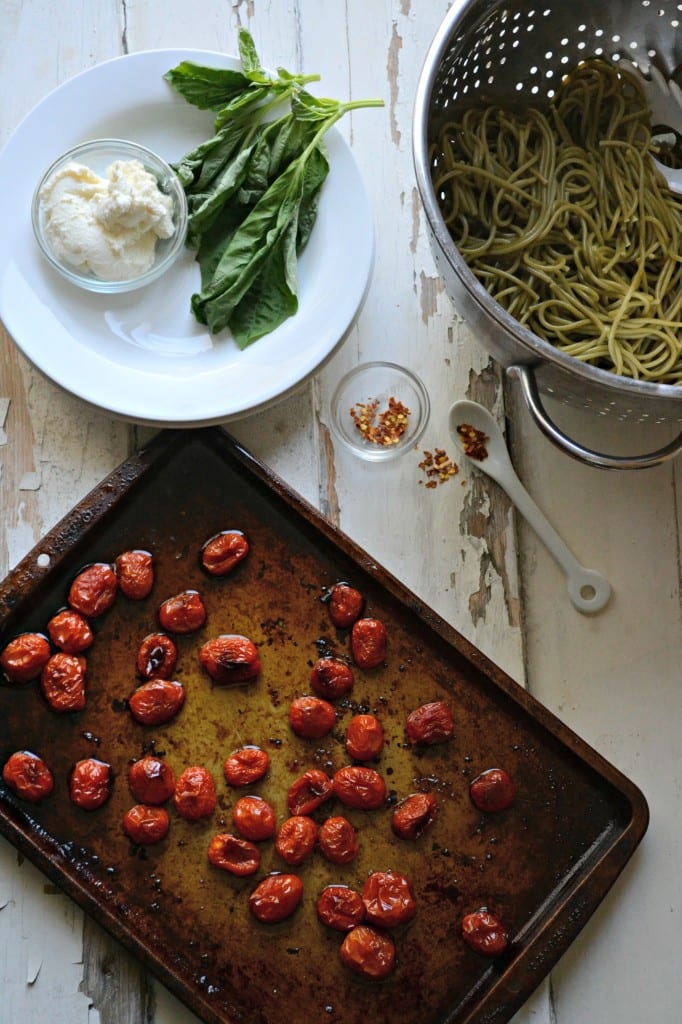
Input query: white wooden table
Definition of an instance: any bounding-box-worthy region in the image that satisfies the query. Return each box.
[1,3,680,1023]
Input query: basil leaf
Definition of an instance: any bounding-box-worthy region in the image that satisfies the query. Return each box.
[163,62,250,110]
[291,90,343,121]
[228,220,300,347]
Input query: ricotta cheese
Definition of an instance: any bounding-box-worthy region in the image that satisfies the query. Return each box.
[39,158,175,281]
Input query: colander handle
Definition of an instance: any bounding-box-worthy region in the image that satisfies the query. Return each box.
[507,365,682,471]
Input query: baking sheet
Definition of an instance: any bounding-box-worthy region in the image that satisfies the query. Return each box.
[0,428,648,1024]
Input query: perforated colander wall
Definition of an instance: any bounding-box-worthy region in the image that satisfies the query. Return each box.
[432,1,682,118]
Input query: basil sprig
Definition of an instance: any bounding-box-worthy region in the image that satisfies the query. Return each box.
[165,29,383,348]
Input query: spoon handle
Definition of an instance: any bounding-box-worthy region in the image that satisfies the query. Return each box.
[497,464,612,614]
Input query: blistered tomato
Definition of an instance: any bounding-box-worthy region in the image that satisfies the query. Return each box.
[391,792,438,840]
[327,583,365,629]
[69,758,112,810]
[173,765,217,821]
[128,678,186,726]
[362,871,416,928]
[68,563,118,618]
[122,805,169,845]
[332,765,387,810]
[317,815,359,864]
[223,746,270,787]
[233,795,277,841]
[199,634,261,685]
[41,652,87,712]
[287,769,333,816]
[316,885,365,931]
[201,530,250,576]
[2,751,54,803]
[461,908,508,957]
[46,610,93,654]
[344,714,384,760]
[116,550,154,600]
[136,633,178,680]
[207,833,260,876]
[158,590,206,634]
[350,618,387,669]
[274,816,318,866]
[249,873,303,924]
[0,632,51,683]
[128,755,175,805]
[405,700,454,746]
[289,695,336,739]
[309,657,354,700]
[340,925,395,980]
[469,768,516,813]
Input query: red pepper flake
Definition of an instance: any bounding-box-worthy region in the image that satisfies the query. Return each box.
[418,448,459,487]
[349,396,411,446]
[456,423,489,461]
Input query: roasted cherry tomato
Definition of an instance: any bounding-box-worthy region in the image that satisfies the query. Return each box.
[136,632,178,680]
[0,632,51,683]
[173,765,216,821]
[327,583,365,629]
[68,563,118,618]
[115,550,154,600]
[128,755,175,805]
[0,626,50,684]
[340,925,395,980]
[350,618,387,669]
[69,758,112,810]
[391,792,438,840]
[309,657,354,700]
[461,908,508,957]
[207,833,260,876]
[274,815,318,866]
[316,885,365,931]
[233,795,277,841]
[362,871,416,928]
[46,610,93,654]
[201,530,250,576]
[345,714,384,761]
[199,634,261,685]
[289,695,336,739]
[122,804,169,845]
[158,590,206,634]
[406,700,454,746]
[469,768,516,813]
[223,746,270,787]
[318,815,359,864]
[41,652,87,712]
[287,768,333,816]
[128,678,185,726]
[249,873,304,924]
[2,751,54,803]
[333,765,387,810]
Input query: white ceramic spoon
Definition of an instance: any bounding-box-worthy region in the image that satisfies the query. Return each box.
[449,400,612,614]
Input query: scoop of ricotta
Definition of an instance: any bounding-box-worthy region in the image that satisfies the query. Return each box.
[39,158,176,281]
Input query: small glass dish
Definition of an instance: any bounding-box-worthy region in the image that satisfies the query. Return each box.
[31,138,188,294]
[329,361,430,461]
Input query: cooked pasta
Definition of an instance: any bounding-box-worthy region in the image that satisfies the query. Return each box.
[430,58,682,385]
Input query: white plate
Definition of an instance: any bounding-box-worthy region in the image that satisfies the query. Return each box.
[0,50,375,426]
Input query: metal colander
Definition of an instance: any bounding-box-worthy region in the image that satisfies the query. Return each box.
[413,0,682,469]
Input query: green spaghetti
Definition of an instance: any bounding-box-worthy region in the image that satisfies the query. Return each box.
[431,58,682,385]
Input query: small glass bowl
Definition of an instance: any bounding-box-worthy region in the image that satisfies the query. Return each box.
[329,361,430,461]
[31,139,188,294]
